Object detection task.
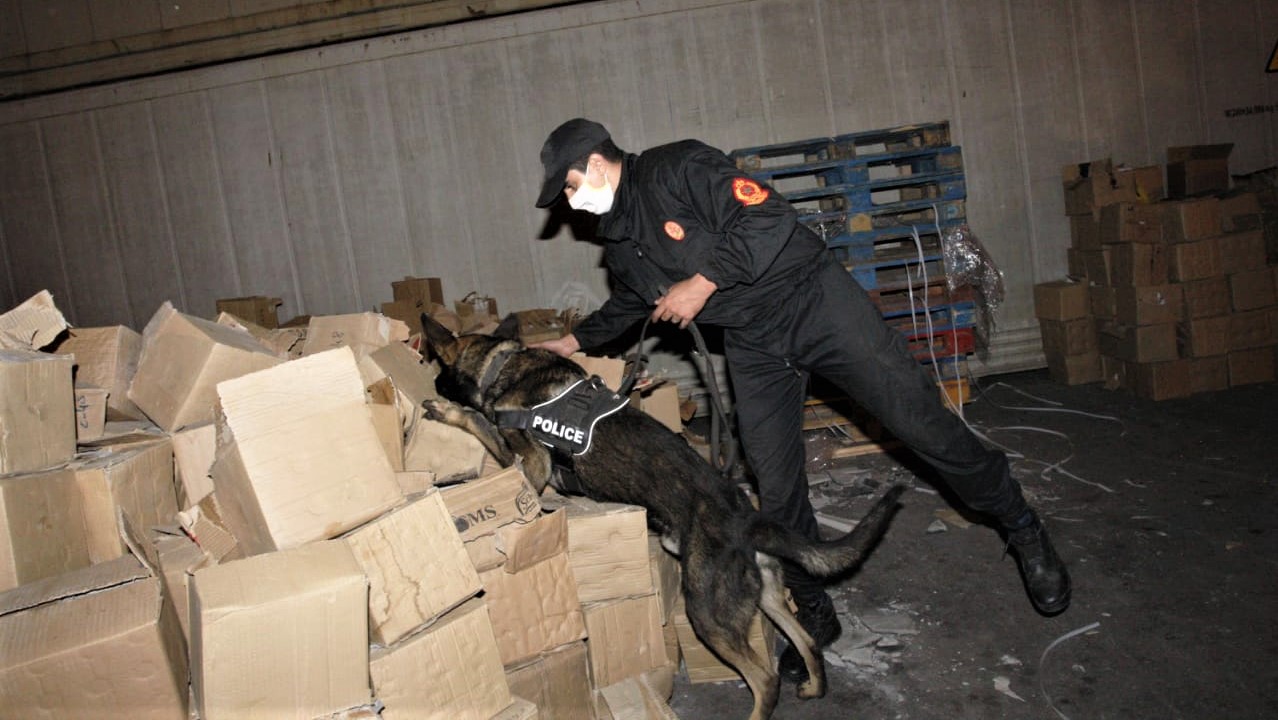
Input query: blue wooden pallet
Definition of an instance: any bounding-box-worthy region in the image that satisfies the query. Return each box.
[744,146,964,198]
[847,255,948,291]
[880,300,977,329]
[730,121,952,169]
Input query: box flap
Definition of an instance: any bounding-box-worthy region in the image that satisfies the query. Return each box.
[0,553,148,617]
[0,290,68,351]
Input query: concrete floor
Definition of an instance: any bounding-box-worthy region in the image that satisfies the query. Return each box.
[667,370,1278,720]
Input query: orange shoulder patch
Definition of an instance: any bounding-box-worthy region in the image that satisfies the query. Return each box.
[732,177,769,206]
[664,221,685,241]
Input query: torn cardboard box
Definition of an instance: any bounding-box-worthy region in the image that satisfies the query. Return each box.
[172,422,216,508]
[71,440,178,564]
[211,346,402,556]
[405,419,492,484]
[369,597,512,720]
[505,641,594,720]
[480,548,587,668]
[583,593,669,689]
[0,552,189,719]
[0,290,68,351]
[341,489,482,646]
[128,302,282,432]
[552,496,653,604]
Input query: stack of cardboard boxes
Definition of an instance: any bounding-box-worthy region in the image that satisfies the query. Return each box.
[0,284,724,719]
[1038,146,1276,399]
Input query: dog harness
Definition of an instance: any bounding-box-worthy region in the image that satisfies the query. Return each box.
[495,376,629,456]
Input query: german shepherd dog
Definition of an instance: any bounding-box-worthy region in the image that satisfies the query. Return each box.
[420,317,903,720]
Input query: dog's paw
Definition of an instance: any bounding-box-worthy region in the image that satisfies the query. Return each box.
[422,398,461,423]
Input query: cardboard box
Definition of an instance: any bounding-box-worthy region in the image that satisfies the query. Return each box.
[1166,144,1233,198]
[216,296,282,329]
[1217,230,1267,274]
[1161,198,1221,241]
[1045,351,1103,386]
[1098,323,1178,363]
[672,593,774,684]
[72,440,178,564]
[495,508,570,573]
[1229,309,1274,350]
[1168,238,1222,282]
[1115,285,1184,326]
[0,553,189,719]
[551,496,653,604]
[396,470,435,497]
[404,419,490,483]
[190,541,371,720]
[1080,250,1112,286]
[1177,316,1231,358]
[440,465,541,542]
[1066,248,1087,279]
[381,300,425,337]
[0,467,91,592]
[0,290,68,351]
[479,552,587,667]
[1182,277,1232,319]
[128,302,282,432]
[1129,360,1193,401]
[1217,192,1263,233]
[369,597,512,720]
[1061,159,1162,215]
[638,384,682,434]
[1228,347,1276,386]
[211,347,402,556]
[176,493,241,563]
[1101,354,1127,390]
[56,325,144,419]
[0,349,75,475]
[215,312,305,358]
[173,422,216,508]
[1188,356,1230,394]
[1099,202,1163,244]
[1109,242,1168,287]
[151,527,206,644]
[648,535,681,626]
[1033,281,1090,321]
[505,641,594,720]
[302,312,411,358]
[1229,269,1276,311]
[1089,286,1118,319]
[594,669,679,720]
[359,341,438,429]
[341,489,482,646]
[1039,318,1097,356]
[583,593,669,689]
[74,385,109,442]
[571,354,627,392]
[391,276,445,308]
[1069,213,1102,250]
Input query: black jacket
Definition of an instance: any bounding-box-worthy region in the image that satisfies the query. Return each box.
[572,140,828,349]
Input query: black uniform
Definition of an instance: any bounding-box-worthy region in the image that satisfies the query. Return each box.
[572,140,1031,591]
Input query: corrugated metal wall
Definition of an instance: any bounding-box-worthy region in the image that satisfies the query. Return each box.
[1,0,1275,372]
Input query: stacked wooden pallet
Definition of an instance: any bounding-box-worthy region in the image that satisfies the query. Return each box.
[729,122,976,433]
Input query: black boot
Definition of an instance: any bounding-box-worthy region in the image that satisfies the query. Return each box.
[1006,513,1071,615]
[777,588,841,683]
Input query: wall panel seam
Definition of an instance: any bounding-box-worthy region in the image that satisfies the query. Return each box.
[149,101,191,313]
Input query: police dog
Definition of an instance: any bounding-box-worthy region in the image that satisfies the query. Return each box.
[420,317,902,720]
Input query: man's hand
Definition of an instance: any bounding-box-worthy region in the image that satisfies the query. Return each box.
[652,274,717,329]
[530,333,581,358]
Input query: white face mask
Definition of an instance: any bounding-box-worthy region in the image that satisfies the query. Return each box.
[568,163,615,215]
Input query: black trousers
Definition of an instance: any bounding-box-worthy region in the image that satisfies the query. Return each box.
[723,257,1029,592]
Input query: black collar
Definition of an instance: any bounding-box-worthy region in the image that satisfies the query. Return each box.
[478,347,520,395]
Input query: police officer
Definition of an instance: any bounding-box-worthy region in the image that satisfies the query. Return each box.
[532,118,1070,684]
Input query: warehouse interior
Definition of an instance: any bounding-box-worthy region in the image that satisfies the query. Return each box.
[1,1,1276,719]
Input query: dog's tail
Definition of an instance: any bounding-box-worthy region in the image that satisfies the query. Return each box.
[750,484,906,577]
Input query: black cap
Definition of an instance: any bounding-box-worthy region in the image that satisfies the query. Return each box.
[536,118,610,208]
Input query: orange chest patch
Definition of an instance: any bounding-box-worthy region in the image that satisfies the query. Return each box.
[664,220,686,241]
[732,177,769,206]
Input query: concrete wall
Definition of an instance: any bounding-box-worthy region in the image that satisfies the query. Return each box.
[1,0,1275,373]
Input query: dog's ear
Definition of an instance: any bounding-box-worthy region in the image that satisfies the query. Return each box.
[421,313,461,365]
[492,313,521,341]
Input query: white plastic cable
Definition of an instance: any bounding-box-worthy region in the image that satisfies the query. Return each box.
[1039,621,1102,720]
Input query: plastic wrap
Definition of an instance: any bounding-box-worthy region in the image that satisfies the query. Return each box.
[941,225,1005,349]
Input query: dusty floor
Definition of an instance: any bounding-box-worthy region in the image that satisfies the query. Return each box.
[667,370,1278,720]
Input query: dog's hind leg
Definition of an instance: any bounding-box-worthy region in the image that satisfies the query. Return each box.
[702,632,779,720]
[756,553,827,700]
[686,592,779,720]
